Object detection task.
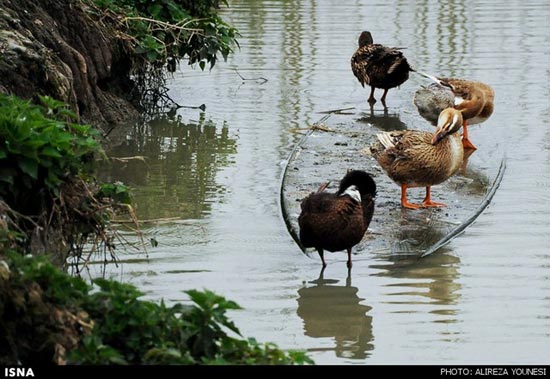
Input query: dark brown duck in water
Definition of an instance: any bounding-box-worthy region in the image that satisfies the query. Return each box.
[370,108,464,209]
[351,31,413,107]
[298,170,376,269]
[414,72,495,150]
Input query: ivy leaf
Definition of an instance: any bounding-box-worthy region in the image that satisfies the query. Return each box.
[18,157,38,179]
[41,146,63,158]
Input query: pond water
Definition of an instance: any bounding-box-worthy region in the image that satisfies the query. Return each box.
[100,0,550,364]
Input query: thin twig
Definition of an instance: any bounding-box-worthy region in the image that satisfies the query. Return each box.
[109,156,147,163]
[311,124,336,133]
[121,16,203,33]
[318,106,356,114]
[234,69,268,84]
[112,216,180,224]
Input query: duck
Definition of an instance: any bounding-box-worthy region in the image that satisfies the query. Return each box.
[414,72,495,150]
[370,108,464,209]
[351,31,413,107]
[298,170,376,269]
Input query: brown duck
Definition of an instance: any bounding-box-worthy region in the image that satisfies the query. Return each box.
[298,170,376,268]
[351,31,413,106]
[414,72,495,150]
[370,108,464,209]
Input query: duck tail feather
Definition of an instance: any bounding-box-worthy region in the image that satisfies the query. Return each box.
[415,70,442,84]
[317,181,330,193]
[376,132,395,149]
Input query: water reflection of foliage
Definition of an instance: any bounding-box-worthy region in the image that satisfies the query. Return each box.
[297,270,374,359]
[103,113,237,220]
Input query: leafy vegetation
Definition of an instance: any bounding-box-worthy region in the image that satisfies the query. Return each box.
[0,94,102,202]
[0,93,135,267]
[85,0,239,110]
[0,2,293,366]
[89,0,238,74]
[0,93,310,366]
[0,253,313,365]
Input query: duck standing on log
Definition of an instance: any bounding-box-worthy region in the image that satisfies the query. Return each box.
[414,72,494,150]
[370,108,464,209]
[351,31,414,107]
[298,170,376,269]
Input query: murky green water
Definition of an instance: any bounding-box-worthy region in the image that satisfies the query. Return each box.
[100,0,550,364]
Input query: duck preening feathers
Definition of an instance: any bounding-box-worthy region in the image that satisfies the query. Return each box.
[414,72,495,150]
[370,108,464,209]
[351,31,414,107]
[298,170,376,268]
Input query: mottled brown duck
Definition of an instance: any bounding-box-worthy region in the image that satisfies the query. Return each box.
[298,170,376,268]
[351,31,413,107]
[370,108,464,209]
[414,72,495,150]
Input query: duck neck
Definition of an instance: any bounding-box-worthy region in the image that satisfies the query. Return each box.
[360,195,374,225]
[436,134,464,168]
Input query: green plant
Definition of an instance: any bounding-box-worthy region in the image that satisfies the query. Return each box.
[86,0,239,110]
[90,0,239,70]
[8,252,89,306]
[0,94,139,266]
[98,182,133,205]
[0,252,93,365]
[0,94,103,203]
[2,254,312,365]
[69,281,313,364]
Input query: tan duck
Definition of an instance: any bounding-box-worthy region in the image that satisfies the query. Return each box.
[351,31,413,107]
[370,108,464,209]
[299,170,376,268]
[414,72,495,150]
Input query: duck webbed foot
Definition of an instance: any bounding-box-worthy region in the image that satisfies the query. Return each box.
[461,137,477,150]
[461,122,477,150]
[422,186,447,208]
[368,86,376,104]
[401,184,422,209]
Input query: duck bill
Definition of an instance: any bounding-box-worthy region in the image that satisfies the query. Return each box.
[431,127,447,145]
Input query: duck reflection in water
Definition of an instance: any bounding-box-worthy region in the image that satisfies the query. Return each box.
[357,106,408,132]
[296,269,374,359]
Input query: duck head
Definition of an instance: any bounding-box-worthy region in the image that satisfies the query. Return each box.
[431,108,463,145]
[358,31,374,48]
[337,170,377,199]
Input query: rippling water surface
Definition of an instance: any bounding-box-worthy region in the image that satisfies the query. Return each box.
[100,0,550,364]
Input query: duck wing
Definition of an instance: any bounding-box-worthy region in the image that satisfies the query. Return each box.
[299,193,364,250]
[414,83,455,125]
[351,44,408,86]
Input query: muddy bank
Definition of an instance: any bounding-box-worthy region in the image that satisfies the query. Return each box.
[0,0,139,127]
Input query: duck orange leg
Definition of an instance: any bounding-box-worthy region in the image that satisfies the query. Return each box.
[317,248,327,268]
[422,186,447,207]
[401,183,422,209]
[346,248,353,269]
[368,86,376,104]
[461,120,477,150]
